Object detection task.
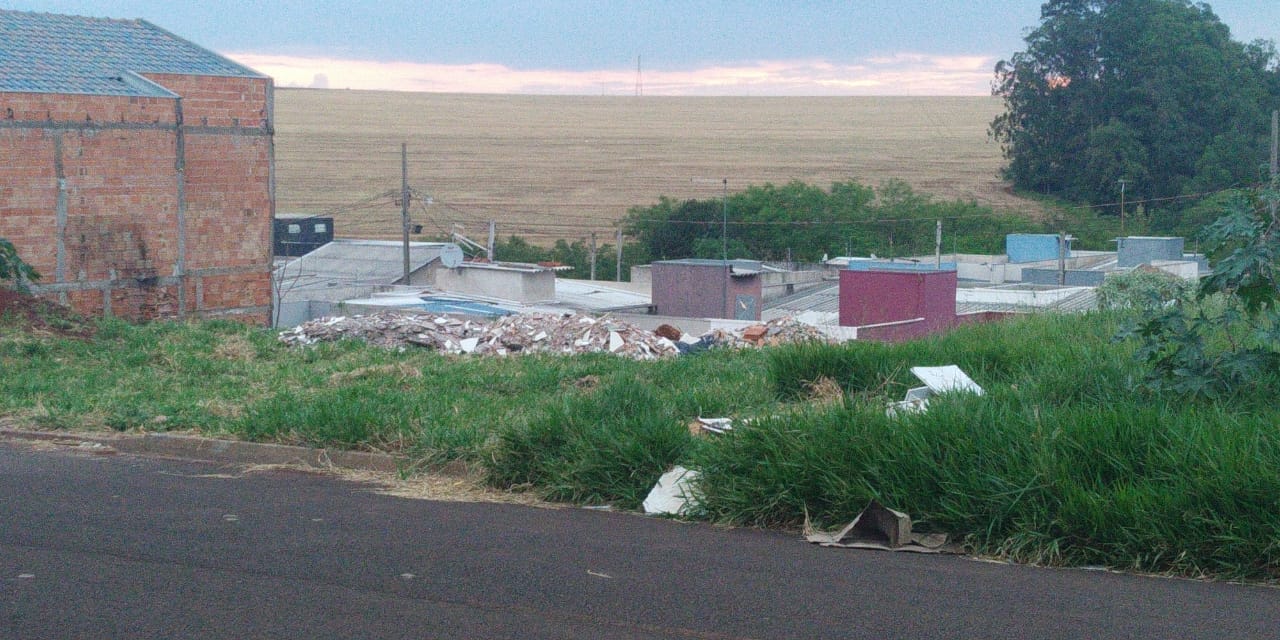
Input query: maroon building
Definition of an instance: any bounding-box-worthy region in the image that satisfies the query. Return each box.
[839,263,957,342]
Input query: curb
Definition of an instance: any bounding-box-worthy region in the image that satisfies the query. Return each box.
[0,428,413,475]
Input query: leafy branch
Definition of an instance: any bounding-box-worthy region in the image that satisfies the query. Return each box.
[1120,187,1280,397]
[0,238,40,293]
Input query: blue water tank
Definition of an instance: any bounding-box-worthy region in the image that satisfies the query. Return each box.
[1006,234,1068,263]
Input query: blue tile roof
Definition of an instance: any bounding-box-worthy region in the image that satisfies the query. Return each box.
[0,10,264,97]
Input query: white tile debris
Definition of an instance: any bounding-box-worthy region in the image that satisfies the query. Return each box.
[886,365,984,417]
[279,312,832,360]
[642,466,701,516]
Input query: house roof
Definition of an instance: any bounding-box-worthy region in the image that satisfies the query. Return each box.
[0,10,263,97]
[275,240,456,304]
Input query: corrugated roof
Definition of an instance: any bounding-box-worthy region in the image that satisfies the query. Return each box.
[0,10,263,97]
[275,240,454,304]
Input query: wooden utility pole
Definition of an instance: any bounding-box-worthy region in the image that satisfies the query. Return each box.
[615,227,623,282]
[401,143,410,284]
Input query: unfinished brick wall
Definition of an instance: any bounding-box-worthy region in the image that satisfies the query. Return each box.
[0,75,273,323]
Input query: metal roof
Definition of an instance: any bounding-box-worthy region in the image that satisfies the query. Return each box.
[274,240,455,304]
[0,10,263,97]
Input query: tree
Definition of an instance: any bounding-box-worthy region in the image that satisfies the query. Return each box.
[992,0,1279,217]
[1123,185,1280,397]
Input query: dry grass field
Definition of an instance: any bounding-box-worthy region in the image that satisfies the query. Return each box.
[273,89,1036,244]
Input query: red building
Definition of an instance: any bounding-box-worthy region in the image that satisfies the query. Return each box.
[0,10,274,322]
[839,263,957,341]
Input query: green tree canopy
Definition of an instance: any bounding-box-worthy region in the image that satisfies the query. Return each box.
[992,0,1279,215]
[624,179,1030,262]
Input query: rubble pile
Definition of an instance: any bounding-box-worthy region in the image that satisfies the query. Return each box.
[279,311,679,360]
[279,312,833,359]
[468,313,678,359]
[277,312,488,350]
[698,317,833,348]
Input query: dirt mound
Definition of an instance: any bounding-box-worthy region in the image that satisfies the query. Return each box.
[0,288,95,339]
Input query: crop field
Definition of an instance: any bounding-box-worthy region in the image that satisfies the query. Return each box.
[273,89,1037,244]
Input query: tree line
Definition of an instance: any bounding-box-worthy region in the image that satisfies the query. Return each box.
[492,179,1087,282]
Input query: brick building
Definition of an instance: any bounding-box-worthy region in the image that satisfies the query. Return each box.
[0,10,274,322]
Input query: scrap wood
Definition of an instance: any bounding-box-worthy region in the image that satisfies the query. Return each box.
[805,500,957,554]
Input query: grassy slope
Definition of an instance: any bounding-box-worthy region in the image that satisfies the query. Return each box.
[2,311,1277,581]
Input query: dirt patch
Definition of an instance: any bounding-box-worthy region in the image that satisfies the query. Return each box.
[0,288,95,339]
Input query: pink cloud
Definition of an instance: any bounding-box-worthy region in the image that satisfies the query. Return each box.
[226,53,994,96]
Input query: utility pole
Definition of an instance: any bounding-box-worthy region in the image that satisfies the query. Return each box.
[486,220,496,262]
[615,227,623,282]
[935,219,943,268]
[1057,230,1067,286]
[1118,178,1127,235]
[722,178,729,319]
[589,232,598,280]
[401,143,411,284]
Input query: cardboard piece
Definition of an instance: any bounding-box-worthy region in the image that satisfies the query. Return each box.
[805,500,954,553]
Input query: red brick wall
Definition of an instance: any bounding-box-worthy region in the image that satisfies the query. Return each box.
[141,73,269,128]
[0,75,273,324]
[0,127,57,274]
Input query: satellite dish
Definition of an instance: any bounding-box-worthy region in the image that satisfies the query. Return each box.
[440,243,464,269]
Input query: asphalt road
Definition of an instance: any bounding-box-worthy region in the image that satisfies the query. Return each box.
[2,441,1276,639]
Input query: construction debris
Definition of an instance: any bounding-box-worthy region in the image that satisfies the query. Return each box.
[688,417,734,437]
[886,365,985,417]
[642,466,701,516]
[697,318,832,349]
[805,500,956,553]
[279,312,833,360]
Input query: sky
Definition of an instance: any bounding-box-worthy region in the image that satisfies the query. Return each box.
[7,1,1280,95]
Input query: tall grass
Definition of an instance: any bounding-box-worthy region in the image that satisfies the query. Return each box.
[4,309,1280,580]
[695,311,1280,580]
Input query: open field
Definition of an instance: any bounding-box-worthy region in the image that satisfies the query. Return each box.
[273,90,1035,244]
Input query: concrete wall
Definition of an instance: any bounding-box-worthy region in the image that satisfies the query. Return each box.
[1021,268,1107,287]
[630,264,651,286]
[838,268,957,340]
[434,264,555,303]
[650,261,762,320]
[1117,237,1184,268]
[759,269,828,301]
[0,74,273,323]
[1148,260,1200,280]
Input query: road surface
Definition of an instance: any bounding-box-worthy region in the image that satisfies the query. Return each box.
[2,441,1275,639]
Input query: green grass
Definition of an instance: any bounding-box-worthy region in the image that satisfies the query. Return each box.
[3,309,1279,581]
